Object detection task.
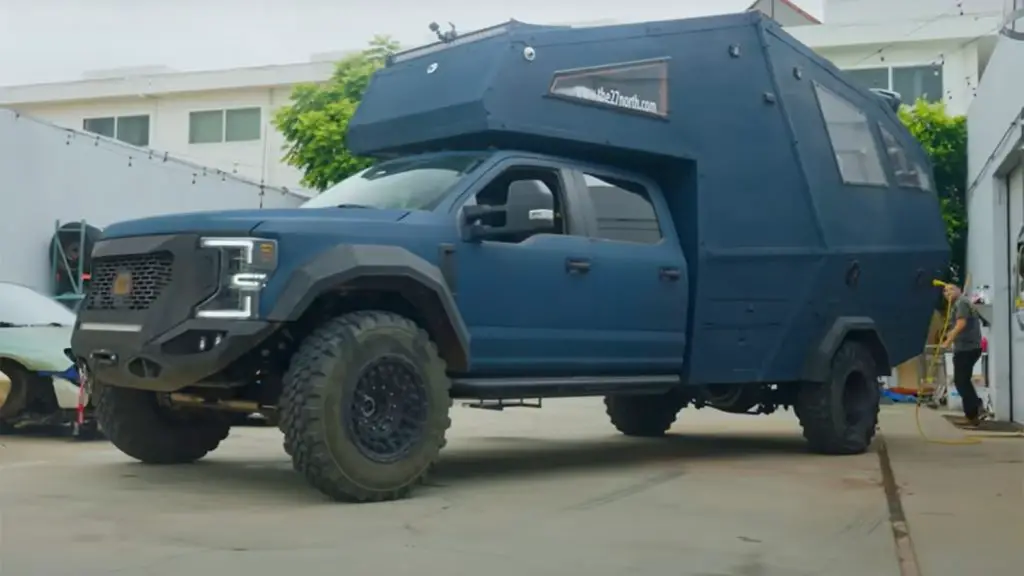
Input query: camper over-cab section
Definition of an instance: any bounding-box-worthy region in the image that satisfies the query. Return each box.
[348,11,948,384]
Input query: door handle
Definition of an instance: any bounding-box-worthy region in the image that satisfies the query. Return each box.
[565,258,591,274]
[659,267,681,281]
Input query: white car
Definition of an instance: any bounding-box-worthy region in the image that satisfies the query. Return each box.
[0,281,98,437]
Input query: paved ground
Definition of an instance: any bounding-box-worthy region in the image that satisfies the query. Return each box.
[878,405,1024,576]
[0,399,902,576]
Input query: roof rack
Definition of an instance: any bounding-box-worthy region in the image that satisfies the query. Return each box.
[387,20,560,65]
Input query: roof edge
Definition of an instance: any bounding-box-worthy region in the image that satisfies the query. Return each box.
[746,0,822,24]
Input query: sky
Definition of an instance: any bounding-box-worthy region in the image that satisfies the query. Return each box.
[0,0,823,86]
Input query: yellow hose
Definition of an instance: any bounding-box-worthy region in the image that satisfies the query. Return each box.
[914,280,1023,443]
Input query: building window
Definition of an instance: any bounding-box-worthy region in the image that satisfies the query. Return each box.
[189,110,223,144]
[188,107,262,144]
[842,65,943,105]
[815,83,888,186]
[82,115,150,147]
[845,68,889,91]
[582,173,662,244]
[892,66,943,105]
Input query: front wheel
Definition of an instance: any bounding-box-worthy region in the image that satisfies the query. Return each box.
[280,311,452,502]
[94,384,230,463]
[795,341,880,455]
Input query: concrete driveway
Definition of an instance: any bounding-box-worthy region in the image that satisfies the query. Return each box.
[0,399,899,576]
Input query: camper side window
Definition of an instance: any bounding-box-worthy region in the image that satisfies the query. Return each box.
[815,84,889,187]
[878,125,930,190]
[582,173,662,245]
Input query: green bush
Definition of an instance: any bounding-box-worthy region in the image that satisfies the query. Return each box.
[273,36,398,192]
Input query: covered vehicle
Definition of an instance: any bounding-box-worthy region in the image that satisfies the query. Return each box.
[0,281,96,436]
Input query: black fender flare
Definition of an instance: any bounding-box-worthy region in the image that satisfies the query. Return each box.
[267,244,471,370]
[801,316,891,382]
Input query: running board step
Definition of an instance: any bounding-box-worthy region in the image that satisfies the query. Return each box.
[450,374,681,400]
[462,398,542,411]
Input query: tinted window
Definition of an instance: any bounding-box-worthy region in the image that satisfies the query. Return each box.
[815,84,888,186]
[583,174,662,244]
[879,125,917,188]
[549,59,669,118]
[878,125,934,191]
[915,162,934,192]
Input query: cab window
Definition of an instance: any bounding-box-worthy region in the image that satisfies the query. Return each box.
[463,166,567,243]
[582,173,662,244]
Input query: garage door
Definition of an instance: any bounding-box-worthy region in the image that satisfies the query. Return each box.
[1011,165,1024,424]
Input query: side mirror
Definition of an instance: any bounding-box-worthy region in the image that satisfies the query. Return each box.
[462,180,555,241]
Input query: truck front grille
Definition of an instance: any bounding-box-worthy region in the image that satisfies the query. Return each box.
[85,252,174,311]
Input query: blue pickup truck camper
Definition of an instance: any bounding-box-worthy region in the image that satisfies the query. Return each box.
[71,12,949,502]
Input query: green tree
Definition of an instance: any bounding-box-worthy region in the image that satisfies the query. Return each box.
[899,100,968,282]
[274,35,399,191]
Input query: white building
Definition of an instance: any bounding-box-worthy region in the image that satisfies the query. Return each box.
[964,1,1024,425]
[0,0,1006,191]
[0,61,339,193]
[0,109,307,296]
[785,0,1005,117]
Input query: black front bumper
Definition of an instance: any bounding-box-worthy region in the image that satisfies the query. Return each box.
[70,234,277,393]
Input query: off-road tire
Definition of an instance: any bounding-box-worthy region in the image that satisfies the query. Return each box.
[795,341,881,455]
[94,384,230,464]
[280,311,452,502]
[0,418,16,435]
[605,391,687,437]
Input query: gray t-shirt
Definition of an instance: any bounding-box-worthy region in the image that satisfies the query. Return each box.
[949,296,982,352]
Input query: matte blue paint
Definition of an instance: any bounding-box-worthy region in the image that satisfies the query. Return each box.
[93,12,949,386]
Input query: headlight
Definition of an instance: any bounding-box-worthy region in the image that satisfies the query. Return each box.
[195,237,277,319]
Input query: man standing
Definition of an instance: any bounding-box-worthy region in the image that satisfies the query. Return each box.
[941,284,986,426]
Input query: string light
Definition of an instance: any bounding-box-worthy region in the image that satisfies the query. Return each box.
[16,114,299,198]
[838,2,1005,109]
[848,1,966,68]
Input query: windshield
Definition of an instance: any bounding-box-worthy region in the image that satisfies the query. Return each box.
[301,153,488,211]
[0,282,76,327]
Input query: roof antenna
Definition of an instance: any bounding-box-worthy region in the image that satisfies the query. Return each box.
[429,21,459,43]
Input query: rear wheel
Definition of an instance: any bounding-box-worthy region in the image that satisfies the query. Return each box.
[94,383,230,463]
[280,311,452,502]
[605,391,688,437]
[795,341,880,455]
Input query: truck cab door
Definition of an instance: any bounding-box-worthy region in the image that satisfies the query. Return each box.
[452,163,598,375]
[569,171,688,374]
